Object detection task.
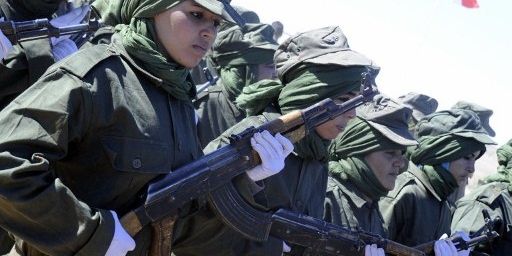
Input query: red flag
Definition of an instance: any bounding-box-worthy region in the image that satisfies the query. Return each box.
[461,0,479,8]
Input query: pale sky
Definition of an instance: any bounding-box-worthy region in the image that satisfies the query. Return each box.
[232,0,511,146]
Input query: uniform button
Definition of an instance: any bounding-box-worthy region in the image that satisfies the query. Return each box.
[132,158,142,169]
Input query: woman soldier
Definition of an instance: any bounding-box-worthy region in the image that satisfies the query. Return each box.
[171,26,378,255]
[195,22,279,148]
[0,0,292,255]
[324,95,418,256]
[380,109,496,255]
[451,138,512,255]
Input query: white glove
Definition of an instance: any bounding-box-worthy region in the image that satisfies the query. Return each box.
[52,38,78,61]
[364,244,385,256]
[246,131,294,181]
[453,231,471,256]
[282,241,291,253]
[50,5,90,45]
[434,234,458,256]
[105,211,136,256]
[0,18,13,60]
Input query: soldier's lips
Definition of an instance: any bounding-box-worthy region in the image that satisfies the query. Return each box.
[192,44,207,55]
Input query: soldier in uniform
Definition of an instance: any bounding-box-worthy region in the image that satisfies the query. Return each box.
[171,25,378,256]
[0,0,292,255]
[195,22,278,147]
[324,95,417,256]
[451,138,512,255]
[380,109,496,255]
[0,0,90,109]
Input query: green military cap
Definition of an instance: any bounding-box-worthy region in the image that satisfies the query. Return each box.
[274,26,376,80]
[212,23,277,57]
[93,0,244,27]
[357,94,418,146]
[397,92,438,122]
[415,109,496,145]
[452,101,495,137]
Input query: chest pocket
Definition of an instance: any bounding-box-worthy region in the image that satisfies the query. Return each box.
[101,136,171,174]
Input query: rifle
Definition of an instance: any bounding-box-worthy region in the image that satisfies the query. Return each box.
[0,12,102,44]
[120,69,378,240]
[195,67,219,95]
[271,208,426,256]
[414,209,500,255]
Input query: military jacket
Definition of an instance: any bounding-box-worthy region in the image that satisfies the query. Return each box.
[194,81,245,148]
[324,177,387,237]
[0,34,202,256]
[451,182,512,255]
[172,111,328,256]
[379,163,452,246]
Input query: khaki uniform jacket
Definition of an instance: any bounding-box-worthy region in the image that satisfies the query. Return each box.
[194,81,245,148]
[0,34,202,256]
[451,182,512,255]
[172,111,328,256]
[324,177,387,237]
[379,163,452,246]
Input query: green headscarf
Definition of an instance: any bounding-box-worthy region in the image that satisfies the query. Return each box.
[409,135,486,200]
[210,23,277,100]
[92,0,195,100]
[483,139,512,192]
[236,64,364,161]
[328,118,406,200]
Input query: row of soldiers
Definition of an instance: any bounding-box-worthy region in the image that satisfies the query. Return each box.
[0,0,510,256]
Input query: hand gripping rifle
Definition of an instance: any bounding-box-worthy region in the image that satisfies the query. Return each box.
[0,10,102,44]
[119,70,377,240]
[414,209,501,255]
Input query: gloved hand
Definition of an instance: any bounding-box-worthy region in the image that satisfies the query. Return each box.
[434,234,457,256]
[282,241,291,253]
[52,38,78,61]
[0,18,13,60]
[50,5,89,45]
[364,244,385,256]
[105,211,136,256]
[246,131,294,181]
[453,231,471,256]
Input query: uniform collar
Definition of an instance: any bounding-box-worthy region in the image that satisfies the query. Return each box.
[408,163,443,202]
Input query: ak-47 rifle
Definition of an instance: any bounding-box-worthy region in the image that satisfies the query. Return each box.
[270,208,426,256]
[120,69,377,243]
[0,10,102,44]
[414,209,501,255]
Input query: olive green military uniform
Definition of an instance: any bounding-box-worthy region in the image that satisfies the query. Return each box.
[0,0,62,109]
[173,26,376,256]
[0,0,244,254]
[324,95,417,238]
[451,182,512,255]
[195,23,277,148]
[325,177,387,235]
[451,139,512,255]
[0,33,202,256]
[380,109,495,247]
[380,164,454,246]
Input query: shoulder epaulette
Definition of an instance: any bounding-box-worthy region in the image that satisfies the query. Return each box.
[59,44,119,79]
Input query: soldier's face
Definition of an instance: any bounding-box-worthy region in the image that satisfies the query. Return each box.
[154,0,221,68]
[365,149,406,191]
[449,150,481,186]
[314,92,358,140]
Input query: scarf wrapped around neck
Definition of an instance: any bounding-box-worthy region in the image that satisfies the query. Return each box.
[93,0,195,100]
[236,64,365,161]
[328,118,406,200]
[409,134,486,199]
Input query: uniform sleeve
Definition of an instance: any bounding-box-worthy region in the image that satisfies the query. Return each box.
[380,185,417,242]
[0,68,114,255]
